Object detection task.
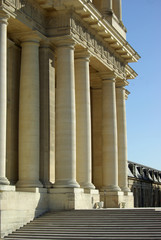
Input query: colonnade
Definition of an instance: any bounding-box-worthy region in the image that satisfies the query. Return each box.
[0,14,129,195]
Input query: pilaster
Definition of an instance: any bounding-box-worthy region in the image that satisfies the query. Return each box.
[101,0,113,16]
[6,39,20,185]
[116,79,130,192]
[0,12,10,185]
[39,41,55,188]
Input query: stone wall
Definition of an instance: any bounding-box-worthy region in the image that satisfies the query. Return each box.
[128,161,161,207]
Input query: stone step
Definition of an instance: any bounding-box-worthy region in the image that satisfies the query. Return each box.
[4,209,161,240]
[19,226,161,230]
[5,233,161,237]
[33,215,161,219]
[5,234,161,239]
[4,238,161,240]
[9,229,161,234]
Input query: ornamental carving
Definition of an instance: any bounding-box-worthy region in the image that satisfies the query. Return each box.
[19,0,45,26]
[3,0,45,26]
[71,15,125,74]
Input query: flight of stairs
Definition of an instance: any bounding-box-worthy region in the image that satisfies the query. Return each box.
[4,208,161,240]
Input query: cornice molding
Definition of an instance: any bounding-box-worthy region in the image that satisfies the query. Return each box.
[75,0,140,62]
[125,65,138,79]
[125,89,130,100]
[70,14,126,77]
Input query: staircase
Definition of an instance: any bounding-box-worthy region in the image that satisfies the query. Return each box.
[4,208,161,240]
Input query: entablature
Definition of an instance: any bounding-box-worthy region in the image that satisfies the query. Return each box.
[1,0,140,63]
[1,0,139,81]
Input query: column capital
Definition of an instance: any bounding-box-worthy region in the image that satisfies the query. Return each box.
[40,39,54,49]
[0,11,9,24]
[116,79,129,88]
[20,32,41,43]
[100,72,116,82]
[10,30,44,45]
[74,49,90,61]
[54,37,75,48]
[7,39,15,48]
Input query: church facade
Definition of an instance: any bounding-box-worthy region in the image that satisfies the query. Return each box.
[0,0,140,237]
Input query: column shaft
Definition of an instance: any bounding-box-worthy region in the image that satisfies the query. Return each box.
[17,39,42,188]
[54,41,79,188]
[116,85,130,192]
[0,14,10,185]
[75,52,95,189]
[102,75,120,191]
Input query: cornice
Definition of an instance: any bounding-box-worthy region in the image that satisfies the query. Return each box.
[125,89,130,100]
[74,0,140,63]
[33,0,140,64]
[125,65,138,80]
[2,0,138,81]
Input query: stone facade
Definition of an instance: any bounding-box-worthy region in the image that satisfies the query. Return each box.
[128,161,161,208]
[0,0,141,237]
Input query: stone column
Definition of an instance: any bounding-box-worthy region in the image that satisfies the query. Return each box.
[101,73,120,192]
[54,39,79,188]
[17,36,42,188]
[116,81,130,192]
[75,51,95,189]
[0,13,10,185]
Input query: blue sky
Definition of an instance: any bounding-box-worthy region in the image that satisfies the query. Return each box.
[122,0,161,170]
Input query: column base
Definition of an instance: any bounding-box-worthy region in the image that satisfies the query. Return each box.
[0,177,10,185]
[121,186,131,192]
[101,184,121,192]
[123,191,134,208]
[100,190,123,208]
[53,179,80,188]
[16,187,47,193]
[49,187,100,210]
[41,180,53,189]
[16,180,43,188]
[100,190,134,208]
[79,182,95,189]
[0,185,15,191]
